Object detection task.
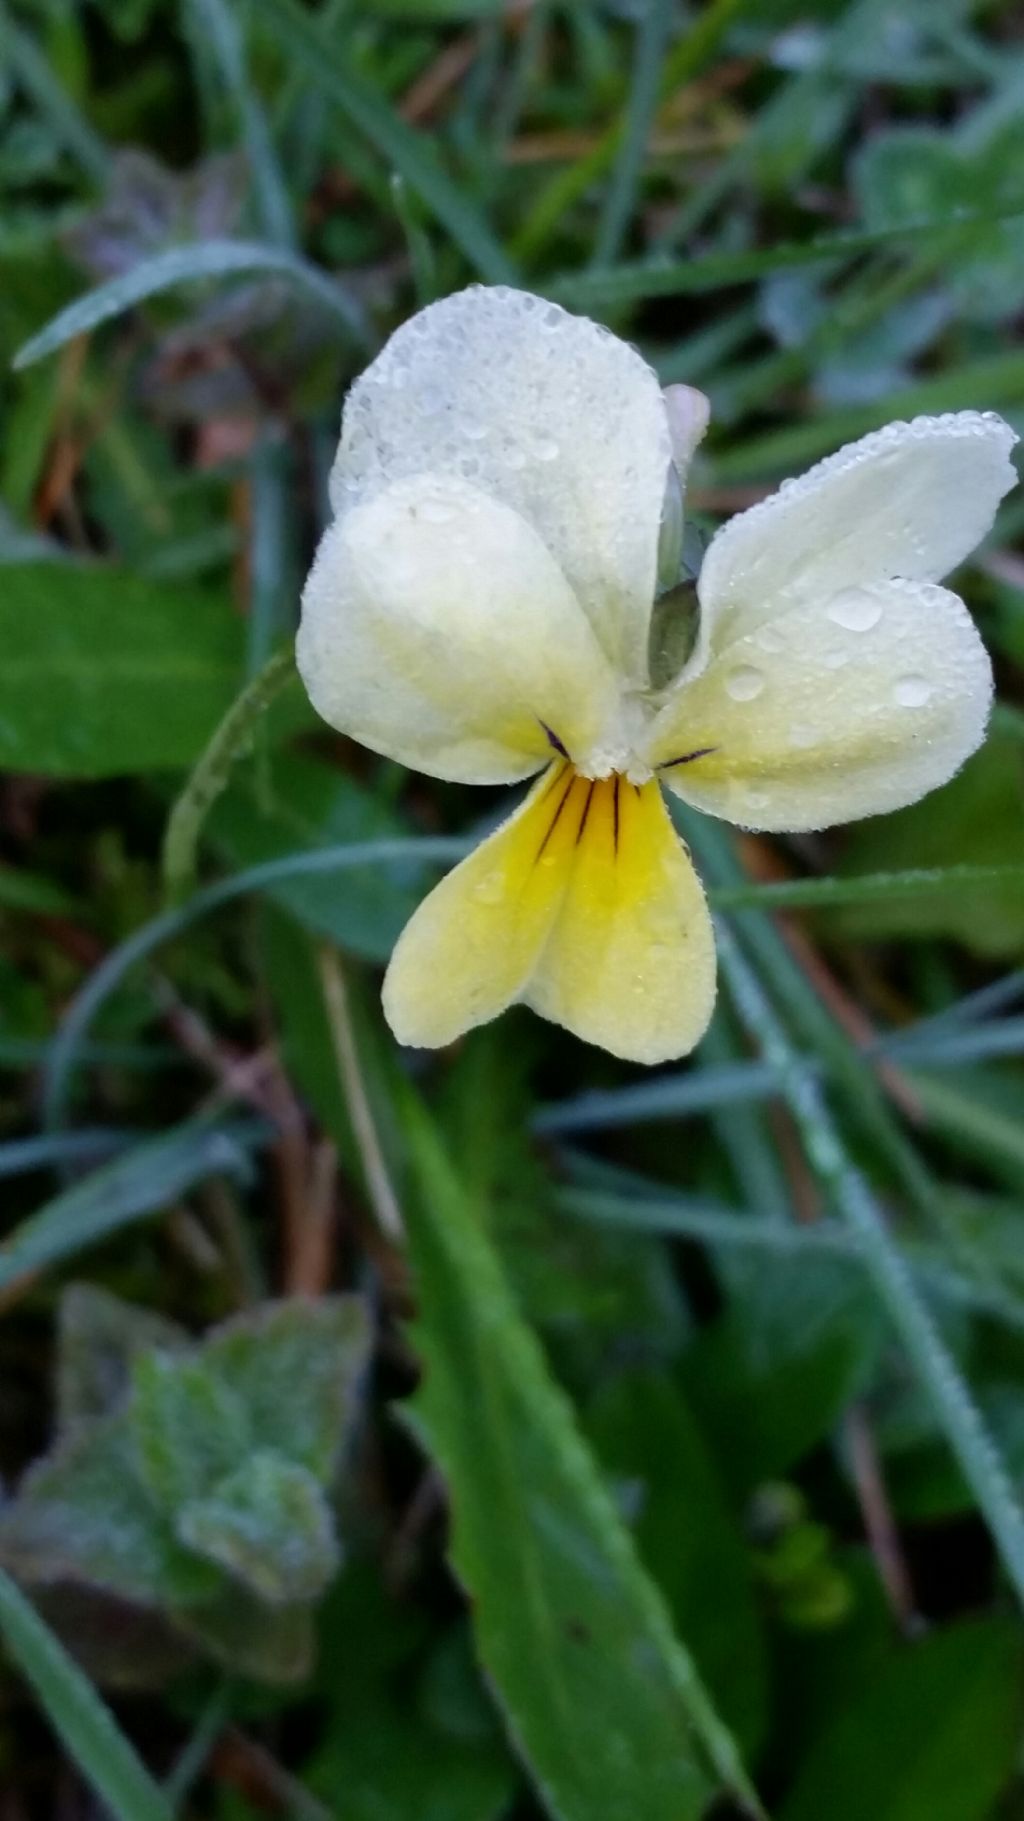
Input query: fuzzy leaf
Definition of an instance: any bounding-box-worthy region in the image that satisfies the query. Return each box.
[131,1352,250,1514]
[178,1452,340,1605]
[201,1296,371,1483]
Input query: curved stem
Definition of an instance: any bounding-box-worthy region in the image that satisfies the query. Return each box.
[161,646,297,906]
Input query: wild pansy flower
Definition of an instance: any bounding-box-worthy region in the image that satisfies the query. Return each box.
[298,287,1016,1064]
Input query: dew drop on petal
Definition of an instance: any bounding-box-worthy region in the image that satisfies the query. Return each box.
[725,665,765,702]
[826,590,883,632]
[788,722,818,748]
[823,648,850,670]
[472,872,505,904]
[532,437,560,462]
[893,674,933,708]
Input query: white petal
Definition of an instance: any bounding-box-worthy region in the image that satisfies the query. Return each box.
[329,286,672,681]
[297,473,622,785]
[646,577,993,832]
[696,413,1017,652]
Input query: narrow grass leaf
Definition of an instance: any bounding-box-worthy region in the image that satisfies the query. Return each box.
[0,1567,171,1821]
[554,199,1024,310]
[714,916,1024,1612]
[257,0,515,283]
[13,239,372,371]
[0,1120,263,1291]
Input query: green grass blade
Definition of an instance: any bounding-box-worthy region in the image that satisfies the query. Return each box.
[0,1568,171,1821]
[712,861,1024,912]
[553,199,1024,310]
[42,838,470,1129]
[13,240,373,371]
[0,1119,263,1291]
[1,5,110,183]
[258,0,516,283]
[714,915,1024,1612]
[589,0,675,269]
[512,0,746,265]
[187,0,294,246]
[713,349,1024,482]
[161,647,297,905]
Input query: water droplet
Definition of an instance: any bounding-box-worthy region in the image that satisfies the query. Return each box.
[464,420,488,442]
[788,722,817,748]
[472,872,504,904]
[893,673,932,708]
[532,437,560,462]
[826,590,883,632]
[725,665,765,702]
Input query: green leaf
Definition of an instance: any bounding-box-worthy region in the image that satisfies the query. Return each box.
[0,564,245,776]
[309,1565,516,1821]
[399,1092,760,1821]
[180,1586,316,1684]
[0,1121,259,1293]
[131,1352,250,1514]
[0,1567,171,1821]
[0,1415,218,1610]
[207,750,425,960]
[829,732,1024,956]
[201,1296,371,1482]
[178,1453,339,1605]
[779,1618,1023,1821]
[56,1283,187,1430]
[682,1251,884,1495]
[586,1370,768,1755]
[13,238,370,368]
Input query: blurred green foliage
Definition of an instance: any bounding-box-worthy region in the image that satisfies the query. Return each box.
[2,0,1024,1817]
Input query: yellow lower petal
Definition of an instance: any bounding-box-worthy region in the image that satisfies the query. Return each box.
[382,763,584,1048]
[527,776,716,1064]
[383,765,716,1065]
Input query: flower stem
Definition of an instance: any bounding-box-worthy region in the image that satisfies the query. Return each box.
[161,646,296,907]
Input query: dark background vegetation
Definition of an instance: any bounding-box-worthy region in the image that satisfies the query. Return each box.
[3,0,1024,1816]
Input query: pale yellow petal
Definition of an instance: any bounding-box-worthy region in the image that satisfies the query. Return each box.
[382,764,585,1047]
[298,473,623,785]
[527,777,716,1065]
[328,286,672,682]
[695,412,1017,653]
[648,577,992,833]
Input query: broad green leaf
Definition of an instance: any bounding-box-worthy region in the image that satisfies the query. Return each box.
[179,1585,316,1684]
[682,1251,884,1495]
[201,1296,371,1482]
[57,1284,187,1430]
[400,1093,759,1821]
[207,750,425,961]
[0,565,245,776]
[178,1453,339,1605]
[0,1415,218,1610]
[779,1618,1023,1821]
[308,1566,516,1821]
[131,1352,250,1514]
[586,1369,767,1755]
[0,1567,171,1821]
